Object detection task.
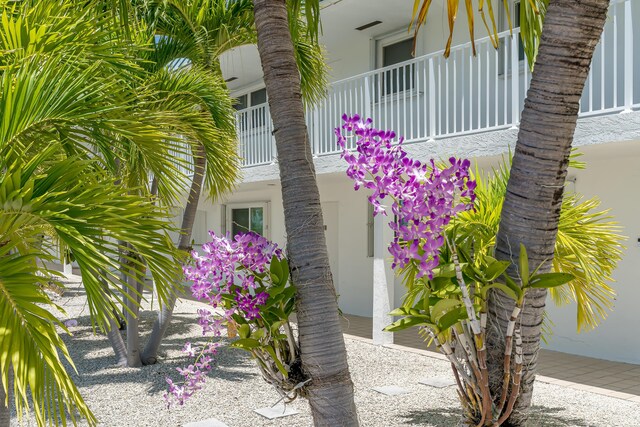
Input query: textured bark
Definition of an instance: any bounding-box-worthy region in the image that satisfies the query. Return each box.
[141,144,206,365]
[124,253,145,367]
[252,1,358,426]
[106,316,128,367]
[487,1,610,425]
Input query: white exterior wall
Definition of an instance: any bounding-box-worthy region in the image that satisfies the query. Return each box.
[541,141,640,364]
[204,0,640,362]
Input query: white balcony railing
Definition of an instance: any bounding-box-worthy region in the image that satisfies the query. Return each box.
[237,0,638,168]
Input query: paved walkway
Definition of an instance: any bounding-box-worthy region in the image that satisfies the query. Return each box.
[340,314,640,403]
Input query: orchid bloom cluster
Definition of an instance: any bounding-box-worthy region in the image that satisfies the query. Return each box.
[164,231,284,407]
[336,114,476,278]
[164,341,221,406]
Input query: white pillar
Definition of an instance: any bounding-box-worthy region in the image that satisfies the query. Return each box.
[372,210,394,345]
[63,262,73,276]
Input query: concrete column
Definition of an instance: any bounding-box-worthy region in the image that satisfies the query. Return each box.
[372,209,394,345]
[63,262,73,276]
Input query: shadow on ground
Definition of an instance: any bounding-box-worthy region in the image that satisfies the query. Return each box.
[399,405,592,426]
[59,307,257,396]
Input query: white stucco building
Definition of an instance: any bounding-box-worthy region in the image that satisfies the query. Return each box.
[186,0,640,364]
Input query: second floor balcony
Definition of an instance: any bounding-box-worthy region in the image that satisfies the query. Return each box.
[235,0,639,168]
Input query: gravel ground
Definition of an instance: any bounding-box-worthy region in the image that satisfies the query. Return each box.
[10,277,640,427]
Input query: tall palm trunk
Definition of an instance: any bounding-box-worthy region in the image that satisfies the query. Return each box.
[487,1,610,425]
[251,1,358,426]
[124,250,145,367]
[141,144,206,365]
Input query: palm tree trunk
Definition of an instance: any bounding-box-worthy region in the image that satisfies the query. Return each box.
[141,144,206,365]
[251,1,358,426]
[487,1,610,425]
[124,251,145,367]
[106,316,128,367]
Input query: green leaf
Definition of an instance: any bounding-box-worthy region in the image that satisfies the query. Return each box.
[519,243,530,286]
[432,263,457,278]
[483,260,511,281]
[503,274,524,300]
[270,255,282,284]
[481,283,518,301]
[436,306,468,331]
[238,323,251,339]
[230,338,261,351]
[430,298,463,323]
[383,316,430,332]
[389,307,410,316]
[529,273,575,289]
[263,345,288,377]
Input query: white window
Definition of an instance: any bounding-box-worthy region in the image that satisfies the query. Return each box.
[226,203,269,238]
[234,88,268,130]
[234,88,267,111]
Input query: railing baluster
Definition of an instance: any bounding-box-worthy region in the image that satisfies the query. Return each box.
[428,57,436,140]
[623,0,633,111]
[232,7,629,167]
[613,8,618,108]
[511,31,519,126]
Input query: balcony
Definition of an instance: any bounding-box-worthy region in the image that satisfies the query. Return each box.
[236,0,638,168]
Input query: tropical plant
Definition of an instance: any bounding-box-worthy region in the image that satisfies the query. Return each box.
[454,156,624,331]
[409,0,612,423]
[338,116,576,426]
[0,0,238,423]
[410,0,548,69]
[165,232,303,407]
[133,0,328,364]
[0,149,180,426]
[251,0,359,425]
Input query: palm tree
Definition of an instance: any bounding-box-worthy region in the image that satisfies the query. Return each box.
[138,0,328,364]
[0,0,236,423]
[112,22,240,367]
[410,0,611,424]
[489,2,610,423]
[455,157,624,332]
[251,1,358,425]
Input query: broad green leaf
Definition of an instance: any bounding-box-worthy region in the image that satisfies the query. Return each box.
[383,316,430,332]
[436,306,468,331]
[483,260,511,281]
[238,323,251,339]
[431,298,463,323]
[519,243,530,286]
[230,338,261,351]
[481,283,518,301]
[529,273,575,289]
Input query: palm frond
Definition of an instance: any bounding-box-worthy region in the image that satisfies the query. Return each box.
[0,242,95,426]
[452,154,625,330]
[410,0,548,68]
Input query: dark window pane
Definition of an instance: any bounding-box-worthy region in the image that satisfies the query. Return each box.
[232,208,250,236]
[383,39,414,67]
[234,94,248,111]
[515,2,526,61]
[382,39,415,95]
[250,88,267,106]
[250,207,264,235]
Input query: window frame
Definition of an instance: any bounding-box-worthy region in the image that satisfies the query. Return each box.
[375,32,417,100]
[225,202,270,239]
